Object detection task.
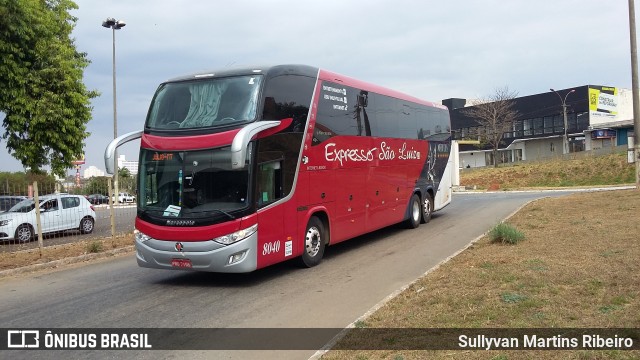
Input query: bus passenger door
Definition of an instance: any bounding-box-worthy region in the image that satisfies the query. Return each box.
[255,161,287,269]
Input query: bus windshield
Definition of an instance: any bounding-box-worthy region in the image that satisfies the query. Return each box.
[138,147,250,222]
[146,75,263,130]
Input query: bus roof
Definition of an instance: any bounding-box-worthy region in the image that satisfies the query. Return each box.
[164,64,320,83]
[318,68,447,110]
[163,64,446,110]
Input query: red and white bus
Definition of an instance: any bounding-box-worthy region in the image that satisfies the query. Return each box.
[105,65,452,273]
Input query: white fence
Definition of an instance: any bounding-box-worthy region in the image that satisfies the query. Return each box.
[0,178,136,253]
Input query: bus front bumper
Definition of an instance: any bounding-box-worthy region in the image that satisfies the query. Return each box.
[134,230,258,273]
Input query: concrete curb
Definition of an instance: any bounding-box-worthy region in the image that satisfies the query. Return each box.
[0,245,135,278]
[453,185,636,194]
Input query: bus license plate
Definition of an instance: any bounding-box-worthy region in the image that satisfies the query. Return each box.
[171,258,192,268]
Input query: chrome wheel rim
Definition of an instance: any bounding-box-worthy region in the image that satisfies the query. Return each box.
[305,226,321,257]
[17,227,31,242]
[82,219,93,232]
[423,197,432,219]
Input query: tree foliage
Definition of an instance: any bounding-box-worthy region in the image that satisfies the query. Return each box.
[118,166,131,179]
[84,175,109,195]
[0,171,58,195]
[0,0,98,176]
[118,168,137,194]
[463,86,519,167]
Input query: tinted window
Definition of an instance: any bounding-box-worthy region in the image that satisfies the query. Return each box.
[262,74,315,133]
[372,94,450,141]
[576,112,589,131]
[62,197,80,209]
[314,82,363,143]
[421,108,451,141]
[255,132,303,203]
[314,81,450,144]
[369,94,399,138]
[256,74,313,203]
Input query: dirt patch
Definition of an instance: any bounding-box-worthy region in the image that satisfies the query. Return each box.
[0,234,134,271]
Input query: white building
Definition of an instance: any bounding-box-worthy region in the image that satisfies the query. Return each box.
[118,154,139,175]
[83,165,105,179]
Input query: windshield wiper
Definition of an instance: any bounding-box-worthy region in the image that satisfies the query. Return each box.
[139,208,166,217]
[183,209,235,220]
[141,206,235,220]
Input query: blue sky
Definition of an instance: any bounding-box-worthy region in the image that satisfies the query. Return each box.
[0,0,636,174]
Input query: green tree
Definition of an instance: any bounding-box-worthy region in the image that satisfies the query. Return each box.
[0,171,57,195]
[117,167,136,194]
[0,0,98,177]
[84,176,109,195]
[118,167,131,179]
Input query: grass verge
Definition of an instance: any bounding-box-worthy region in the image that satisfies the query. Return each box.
[323,189,640,359]
[460,152,634,190]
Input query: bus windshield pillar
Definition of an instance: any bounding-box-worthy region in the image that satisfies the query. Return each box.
[104,130,143,174]
[230,121,281,169]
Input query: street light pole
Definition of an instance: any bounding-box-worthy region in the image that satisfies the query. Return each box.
[102,17,126,203]
[550,88,576,155]
[629,0,640,189]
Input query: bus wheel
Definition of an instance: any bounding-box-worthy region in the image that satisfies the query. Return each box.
[421,193,433,224]
[300,216,325,268]
[404,194,421,229]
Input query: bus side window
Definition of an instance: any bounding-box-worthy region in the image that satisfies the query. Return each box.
[257,161,283,207]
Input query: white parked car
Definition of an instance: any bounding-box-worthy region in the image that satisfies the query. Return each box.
[0,194,96,243]
[114,192,135,204]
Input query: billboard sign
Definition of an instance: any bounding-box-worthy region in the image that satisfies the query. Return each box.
[71,154,86,166]
[589,86,618,124]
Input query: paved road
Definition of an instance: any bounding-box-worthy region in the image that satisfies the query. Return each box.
[0,191,576,360]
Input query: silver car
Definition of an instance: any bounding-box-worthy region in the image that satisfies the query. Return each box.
[0,194,96,243]
[0,196,27,213]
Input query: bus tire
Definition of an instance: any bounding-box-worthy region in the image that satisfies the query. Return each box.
[421,192,433,224]
[404,194,421,229]
[300,216,326,268]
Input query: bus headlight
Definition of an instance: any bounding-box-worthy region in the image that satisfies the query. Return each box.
[213,224,257,245]
[134,229,152,243]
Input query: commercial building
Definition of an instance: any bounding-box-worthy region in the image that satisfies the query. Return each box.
[83,165,105,179]
[445,86,634,168]
[117,154,139,175]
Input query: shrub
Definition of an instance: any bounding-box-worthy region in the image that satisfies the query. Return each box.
[490,223,525,245]
[86,241,104,253]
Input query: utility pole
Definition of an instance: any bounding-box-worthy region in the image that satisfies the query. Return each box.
[550,88,575,155]
[102,17,126,202]
[630,0,640,189]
